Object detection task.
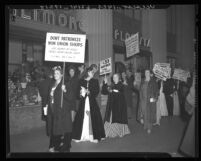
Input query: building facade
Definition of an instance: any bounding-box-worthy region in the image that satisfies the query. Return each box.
[8,6,196,75]
[8,9,86,73]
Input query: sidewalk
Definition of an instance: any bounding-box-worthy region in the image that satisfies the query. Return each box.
[9,116,186,157]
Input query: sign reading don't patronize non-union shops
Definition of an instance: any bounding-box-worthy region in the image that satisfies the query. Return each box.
[45,33,86,63]
[125,32,140,58]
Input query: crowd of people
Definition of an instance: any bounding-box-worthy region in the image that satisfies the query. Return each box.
[37,63,195,156]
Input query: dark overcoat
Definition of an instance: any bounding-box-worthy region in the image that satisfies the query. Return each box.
[102,82,128,124]
[38,78,54,120]
[46,81,74,136]
[137,77,159,123]
[66,76,79,111]
[38,78,54,107]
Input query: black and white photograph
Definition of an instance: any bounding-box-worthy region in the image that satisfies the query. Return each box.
[6,4,198,158]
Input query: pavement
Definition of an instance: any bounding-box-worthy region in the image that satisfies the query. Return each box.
[9,114,187,157]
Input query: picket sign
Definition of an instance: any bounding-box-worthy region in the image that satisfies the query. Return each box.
[153,63,171,81]
[45,32,86,108]
[100,57,112,75]
[173,68,190,82]
[125,32,140,58]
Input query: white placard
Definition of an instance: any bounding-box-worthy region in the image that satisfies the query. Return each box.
[125,32,139,58]
[100,57,112,75]
[45,33,86,63]
[153,63,171,81]
[173,68,190,82]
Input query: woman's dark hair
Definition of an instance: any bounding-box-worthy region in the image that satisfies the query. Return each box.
[67,65,76,78]
[90,64,98,69]
[83,66,94,79]
[68,65,76,72]
[52,66,63,74]
[78,63,85,68]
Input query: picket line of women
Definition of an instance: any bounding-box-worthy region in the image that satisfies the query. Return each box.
[39,64,194,153]
[39,64,129,152]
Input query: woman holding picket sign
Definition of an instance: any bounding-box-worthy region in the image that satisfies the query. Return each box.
[44,66,74,152]
[72,66,105,143]
[102,73,130,138]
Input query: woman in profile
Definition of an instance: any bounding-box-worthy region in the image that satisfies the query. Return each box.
[102,73,130,138]
[72,67,105,143]
[155,79,168,126]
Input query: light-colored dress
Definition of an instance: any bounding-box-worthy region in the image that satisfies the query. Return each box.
[156,81,168,124]
[80,96,94,141]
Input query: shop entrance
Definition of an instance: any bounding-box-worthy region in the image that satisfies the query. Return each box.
[114,45,152,75]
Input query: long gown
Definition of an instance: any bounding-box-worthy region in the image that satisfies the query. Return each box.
[156,81,168,119]
[72,78,105,142]
[102,81,130,138]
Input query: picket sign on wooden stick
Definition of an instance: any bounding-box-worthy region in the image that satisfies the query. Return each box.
[61,62,66,108]
[172,68,190,82]
[153,63,171,81]
[45,33,87,108]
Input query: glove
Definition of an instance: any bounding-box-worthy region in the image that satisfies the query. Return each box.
[113,89,119,93]
[150,98,156,102]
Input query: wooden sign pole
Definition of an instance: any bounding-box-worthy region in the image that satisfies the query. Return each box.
[61,61,65,108]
